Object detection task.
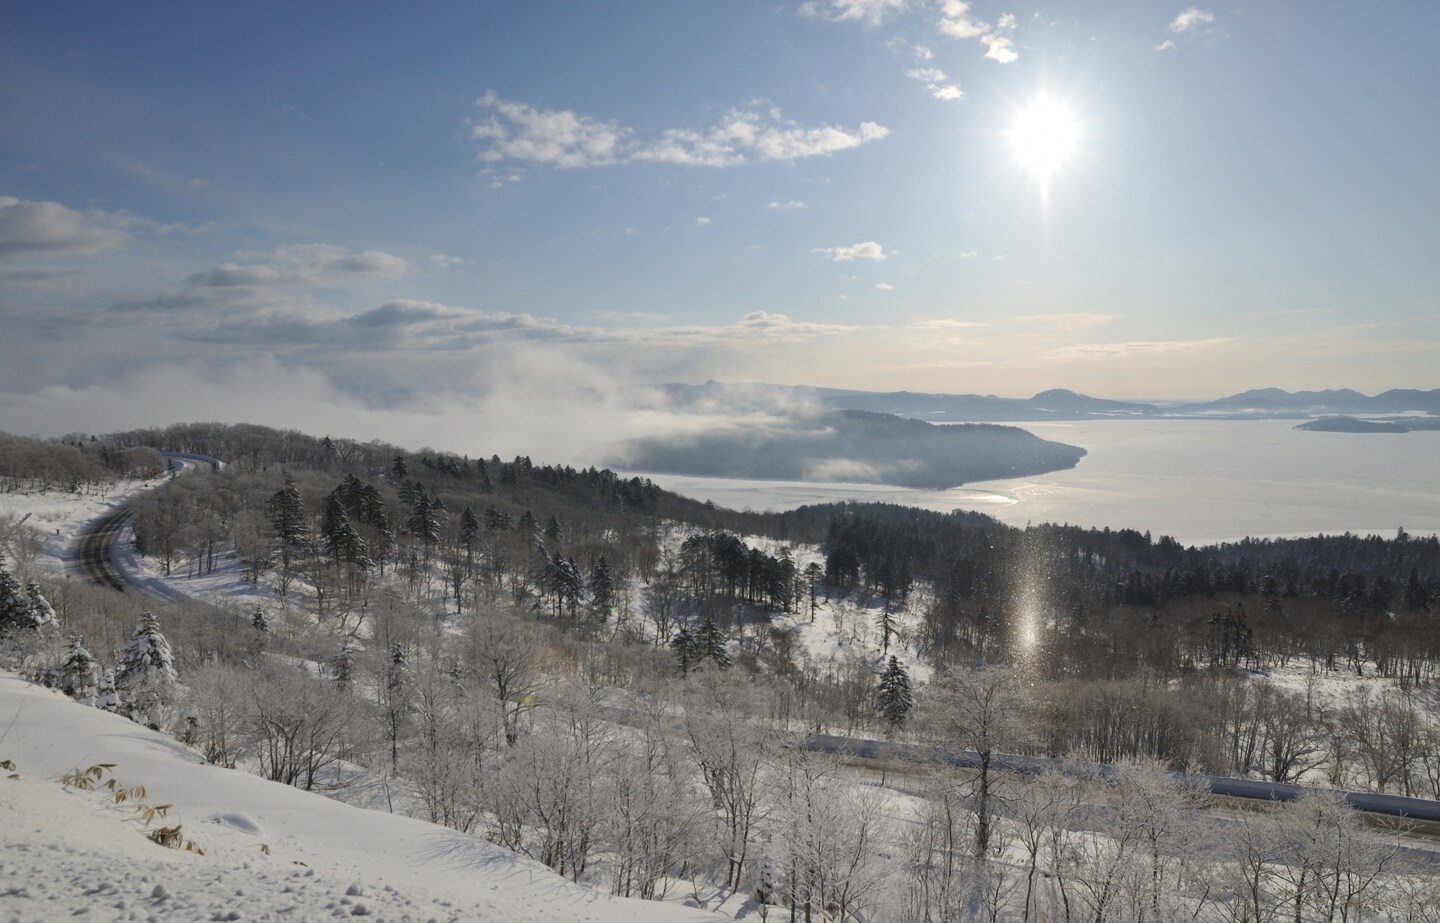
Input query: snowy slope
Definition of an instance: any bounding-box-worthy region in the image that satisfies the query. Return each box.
[0,672,719,923]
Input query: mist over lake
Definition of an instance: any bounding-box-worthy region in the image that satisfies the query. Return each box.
[630,419,1440,546]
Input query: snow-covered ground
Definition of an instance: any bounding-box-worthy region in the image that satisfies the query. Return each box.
[0,671,719,923]
[1,480,156,579]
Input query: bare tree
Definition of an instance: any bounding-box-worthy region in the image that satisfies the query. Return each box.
[920,663,1026,858]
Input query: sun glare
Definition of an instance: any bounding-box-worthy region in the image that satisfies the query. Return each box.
[1010,96,1079,180]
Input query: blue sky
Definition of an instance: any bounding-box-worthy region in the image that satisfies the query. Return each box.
[1,1,1437,450]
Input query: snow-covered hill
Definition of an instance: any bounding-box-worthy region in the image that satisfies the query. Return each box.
[0,671,718,922]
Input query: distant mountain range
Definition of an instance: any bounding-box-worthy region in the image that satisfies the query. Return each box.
[664,382,1440,421]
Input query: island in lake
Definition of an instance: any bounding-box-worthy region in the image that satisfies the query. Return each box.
[1296,416,1412,433]
[615,409,1086,489]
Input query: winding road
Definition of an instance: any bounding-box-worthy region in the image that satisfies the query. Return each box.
[74,505,133,592]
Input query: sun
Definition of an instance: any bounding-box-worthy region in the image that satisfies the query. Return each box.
[1010,96,1079,179]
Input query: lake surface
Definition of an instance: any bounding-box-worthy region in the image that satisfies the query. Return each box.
[630,419,1440,546]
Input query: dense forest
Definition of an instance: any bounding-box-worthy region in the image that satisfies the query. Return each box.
[3,421,1440,922]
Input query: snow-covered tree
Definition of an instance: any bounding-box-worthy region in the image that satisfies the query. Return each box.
[115,611,178,723]
[876,655,913,732]
[59,638,98,703]
[0,556,57,636]
[95,668,120,713]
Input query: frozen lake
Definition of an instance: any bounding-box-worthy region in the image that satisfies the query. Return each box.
[630,419,1440,547]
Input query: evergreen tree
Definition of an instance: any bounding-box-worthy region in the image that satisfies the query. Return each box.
[59,638,98,703]
[405,485,444,548]
[590,555,615,619]
[265,475,308,592]
[875,605,896,654]
[543,515,563,544]
[876,656,913,732]
[0,555,56,636]
[95,669,120,713]
[459,506,481,567]
[672,626,697,676]
[696,615,730,668]
[390,454,408,481]
[332,644,356,689]
[803,562,824,622]
[384,642,412,770]
[116,612,178,723]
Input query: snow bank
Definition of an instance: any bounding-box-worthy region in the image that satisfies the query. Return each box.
[0,671,718,922]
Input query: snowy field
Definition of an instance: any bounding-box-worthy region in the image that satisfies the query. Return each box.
[0,672,719,922]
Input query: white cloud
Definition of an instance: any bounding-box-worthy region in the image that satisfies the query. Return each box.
[800,0,906,26]
[959,250,979,258]
[913,43,935,60]
[186,245,410,288]
[1169,7,1214,33]
[875,282,895,290]
[695,216,712,226]
[981,33,1018,63]
[937,0,989,38]
[1155,39,1178,51]
[907,67,964,101]
[813,241,888,262]
[767,199,809,210]
[1045,338,1232,361]
[936,1,1019,63]
[0,195,130,257]
[472,92,626,168]
[635,110,889,166]
[429,253,464,268]
[475,95,889,170]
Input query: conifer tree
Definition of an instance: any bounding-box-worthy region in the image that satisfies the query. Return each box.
[876,655,913,732]
[332,644,356,689]
[0,555,56,636]
[116,611,178,723]
[59,638,98,703]
[875,606,896,654]
[459,506,480,568]
[672,626,697,676]
[590,555,615,619]
[697,614,730,668]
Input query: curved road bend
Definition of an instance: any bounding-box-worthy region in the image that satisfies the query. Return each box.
[75,505,133,592]
[71,451,222,594]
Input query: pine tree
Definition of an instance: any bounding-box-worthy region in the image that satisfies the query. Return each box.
[265,475,308,593]
[251,606,271,655]
[59,638,98,703]
[116,612,178,724]
[590,555,615,619]
[95,669,120,713]
[672,626,697,676]
[0,555,56,636]
[390,454,408,481]
[696,615,730,668]
[459,506,480,568]
[875,605,895,654]
[332,644,356,689]
[876,655,913,732]
[384,642,412,771]
[543,515,562,544]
